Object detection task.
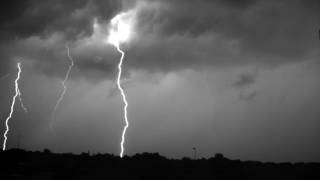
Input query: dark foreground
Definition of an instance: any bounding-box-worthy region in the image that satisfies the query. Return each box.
[0,149,319,180]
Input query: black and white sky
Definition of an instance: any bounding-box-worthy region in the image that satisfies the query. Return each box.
[0,0,320,162]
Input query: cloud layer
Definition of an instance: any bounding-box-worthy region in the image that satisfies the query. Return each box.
[0,0,320,161]
[1,0,319,79]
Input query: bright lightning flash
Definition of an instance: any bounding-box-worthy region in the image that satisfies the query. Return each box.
[2,62,26,151]
[50,45,74,131]
[107,13,132,158]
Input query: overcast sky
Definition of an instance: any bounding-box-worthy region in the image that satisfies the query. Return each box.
[0,0,320,162]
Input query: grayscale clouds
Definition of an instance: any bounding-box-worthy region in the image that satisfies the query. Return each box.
[0,0,319,162]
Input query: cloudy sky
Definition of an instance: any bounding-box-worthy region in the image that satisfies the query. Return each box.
[0,0,319,162]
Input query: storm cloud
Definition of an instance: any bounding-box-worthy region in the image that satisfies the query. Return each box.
[0,0,121,40]
[128,0,320,70]
[1,0,319,78]
[0,0,320,162]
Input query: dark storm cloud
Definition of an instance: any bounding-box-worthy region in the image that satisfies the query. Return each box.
[233,71,258,101]
[0,0,121,40]
[1,1,320,162]
[24,42,119,80]
[239,90,257,101]
[0,0,122,78]
[165,0,318,48]
[218,0,256,8]
[1,0,320,79]
[133,0,320,68]
[233,73,256,88]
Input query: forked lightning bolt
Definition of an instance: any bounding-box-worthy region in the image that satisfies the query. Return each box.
[2,62,27,151]
[115,43,129,158]
[107,13,132,158]
[50,45,74,131]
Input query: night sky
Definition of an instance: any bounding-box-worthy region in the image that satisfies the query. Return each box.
[0,0,320,162]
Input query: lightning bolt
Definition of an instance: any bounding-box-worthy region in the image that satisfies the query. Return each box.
[2,62,26,151]
[107,11,133,158]
[114,43,129,158]
[50,44,74,131]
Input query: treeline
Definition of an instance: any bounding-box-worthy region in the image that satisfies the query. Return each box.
[0,149,319,179]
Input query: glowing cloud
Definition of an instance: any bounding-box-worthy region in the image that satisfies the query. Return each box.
[107,12,133,47]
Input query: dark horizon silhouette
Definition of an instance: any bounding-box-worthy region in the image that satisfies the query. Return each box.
[1,148,320,179]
